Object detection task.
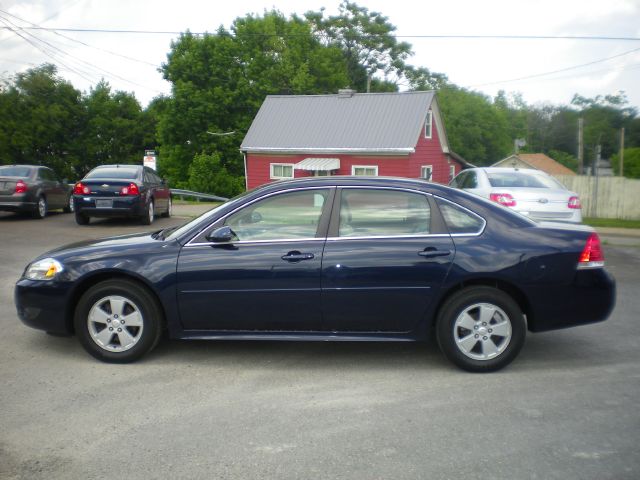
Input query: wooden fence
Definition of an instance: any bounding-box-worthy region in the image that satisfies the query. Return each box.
[556,175,640,220]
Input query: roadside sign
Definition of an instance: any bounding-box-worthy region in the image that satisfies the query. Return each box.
[143,155,157,171]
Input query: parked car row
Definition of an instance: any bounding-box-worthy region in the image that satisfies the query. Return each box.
[0,164,171,225]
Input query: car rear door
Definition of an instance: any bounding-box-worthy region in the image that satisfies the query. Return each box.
[176,188,334,331]
[320,187,455,333]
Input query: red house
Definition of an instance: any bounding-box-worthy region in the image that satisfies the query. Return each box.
[240,90,469,189]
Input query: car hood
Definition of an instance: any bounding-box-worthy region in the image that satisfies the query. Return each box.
[38,231,164,260]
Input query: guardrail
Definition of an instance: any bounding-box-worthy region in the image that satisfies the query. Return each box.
[170,188,228,202]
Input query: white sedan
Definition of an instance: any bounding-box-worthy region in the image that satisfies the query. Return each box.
[449,167,582,223]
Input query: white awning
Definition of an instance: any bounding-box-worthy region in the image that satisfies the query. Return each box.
[294,157,340,171]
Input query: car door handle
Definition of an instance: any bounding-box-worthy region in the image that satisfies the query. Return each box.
[281,251,315,262]
[418,248,451,258]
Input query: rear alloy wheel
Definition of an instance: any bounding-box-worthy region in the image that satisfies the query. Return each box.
[63,195,74,213]
[32,196,47,219]
[436,286,526,372]
[75,212,90,225]
[74,280,162,363]
[141,199,154,225]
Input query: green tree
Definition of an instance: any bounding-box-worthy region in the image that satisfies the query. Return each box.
[188,152,244,197]
[612,147,640,178]
[0,64,84,178]
[305,1,412,92]
[548,149,578,172]
[159,11,349,189]
[77,80,147,176]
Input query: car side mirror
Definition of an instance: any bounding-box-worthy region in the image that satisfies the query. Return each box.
[206,226,237,243]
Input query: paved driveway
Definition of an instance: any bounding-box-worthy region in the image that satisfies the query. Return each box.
[1,207,639,479]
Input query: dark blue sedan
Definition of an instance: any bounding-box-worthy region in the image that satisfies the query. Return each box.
[15,177,615,372]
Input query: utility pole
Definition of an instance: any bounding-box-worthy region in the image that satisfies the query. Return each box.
[620,127,625,176]
[592,145,601,218]
[578,117,584,175]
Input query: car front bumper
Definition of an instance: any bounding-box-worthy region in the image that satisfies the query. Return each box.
[15,279,73,335]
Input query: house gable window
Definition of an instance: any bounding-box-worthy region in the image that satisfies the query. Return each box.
[270,163,294,180]
[352,165,378,176]
[424,110,433,139]
[420,165,433,181]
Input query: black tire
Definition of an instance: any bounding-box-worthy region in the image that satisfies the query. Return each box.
[32,195,47,219]
[161,197,172,218]
[141,199,154,225]
[63,194,74,213]
[74,279,163,363]
[436,286,526,373]
[75,212,90,225]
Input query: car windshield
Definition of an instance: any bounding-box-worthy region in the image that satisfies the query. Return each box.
[0,166,32,177]
[85,167,139,179]
[487,172,565,189]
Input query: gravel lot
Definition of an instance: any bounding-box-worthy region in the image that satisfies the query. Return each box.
[1,206,639,480]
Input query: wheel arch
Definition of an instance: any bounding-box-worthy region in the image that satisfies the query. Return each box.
[433,278,534,332]
[65,271,167,334]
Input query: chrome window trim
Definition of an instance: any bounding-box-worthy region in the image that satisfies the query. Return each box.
[433,195,487,237]
[326,233,450,242]
[187,237,326,247]
[185,186,333,247]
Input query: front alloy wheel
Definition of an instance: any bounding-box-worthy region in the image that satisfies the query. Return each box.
[75,280,162,363]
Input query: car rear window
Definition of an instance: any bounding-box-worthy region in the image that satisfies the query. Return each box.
[0,166,32,177]
[85,167,139,179]
[487,172,551,188]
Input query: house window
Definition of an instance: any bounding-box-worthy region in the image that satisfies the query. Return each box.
[449,165,456,181]
[424,110,433,139]
[420,165,433,181]
[352,165,378,176]
[270,163,294,179]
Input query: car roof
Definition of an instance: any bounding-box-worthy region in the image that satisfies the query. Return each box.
[468,167,549,176]
[92,164,141,169]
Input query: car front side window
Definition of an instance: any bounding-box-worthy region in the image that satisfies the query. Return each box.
[224,189,330,242]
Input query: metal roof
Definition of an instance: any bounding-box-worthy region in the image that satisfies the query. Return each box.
[294,158,340,171]
[241,91,435,154]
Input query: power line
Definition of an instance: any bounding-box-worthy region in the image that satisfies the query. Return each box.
[0,26,639,41]
[468,46,640,88]
[0,8,160,68]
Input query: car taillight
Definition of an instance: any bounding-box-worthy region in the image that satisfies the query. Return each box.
[120,183,140,196]
[489,193,516,207]
[578,232,605,269]
[74,182,91,194]
[568,196,581,209]
[15,180,27,193]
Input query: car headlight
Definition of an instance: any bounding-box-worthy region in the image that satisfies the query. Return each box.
[25,258,64,281]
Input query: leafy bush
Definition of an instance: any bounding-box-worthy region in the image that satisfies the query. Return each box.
[187,152,244,198]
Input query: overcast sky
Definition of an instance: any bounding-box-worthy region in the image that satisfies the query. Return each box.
[1,0,639,109]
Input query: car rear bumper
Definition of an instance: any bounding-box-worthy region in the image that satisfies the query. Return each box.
[0,194,36,212]
[15,279,73,335]
[526,267,616,332]
[74,195,146,218]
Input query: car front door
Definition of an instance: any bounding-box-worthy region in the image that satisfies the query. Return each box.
[321,187,455,333]
[176,188,333,331]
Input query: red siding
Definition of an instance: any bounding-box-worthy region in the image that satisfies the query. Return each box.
[245,115,462,189]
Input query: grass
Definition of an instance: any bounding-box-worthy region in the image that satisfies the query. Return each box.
[583,217,640,229]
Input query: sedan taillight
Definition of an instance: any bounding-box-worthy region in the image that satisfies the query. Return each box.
[15,180,27,193]
[578,232,604,269]
[568,196,581,209]
[489,193,516,207]
[74,182,91,194]
[120,183,140,196]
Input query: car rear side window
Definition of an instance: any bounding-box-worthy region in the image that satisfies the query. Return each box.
[339,189,431,237]
[85,167,139,179]
[224,189,330,241]
[436,199,485,235]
